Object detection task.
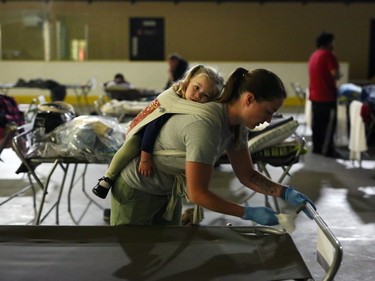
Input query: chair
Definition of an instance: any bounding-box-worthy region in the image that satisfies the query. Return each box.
[0,124,37,224]
[0,95,46,219]
[253,133,306,211]
[291,82,309,135]
[0,124,17,160]
[22,95,47,124]
[291,82,307,107]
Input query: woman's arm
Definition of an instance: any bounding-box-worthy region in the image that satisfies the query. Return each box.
[185,160,280,225]
[227,146,316,218]
[226,145,284,197]
[185,161,245,218]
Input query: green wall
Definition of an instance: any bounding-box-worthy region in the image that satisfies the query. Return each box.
[0,1,374,80]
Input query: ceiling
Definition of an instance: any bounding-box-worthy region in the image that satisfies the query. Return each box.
[1,0,375,3]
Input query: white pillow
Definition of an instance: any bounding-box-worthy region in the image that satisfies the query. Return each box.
[248,120,299,153]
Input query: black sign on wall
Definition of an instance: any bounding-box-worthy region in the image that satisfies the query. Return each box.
[369,19,375,79]
[130,17,164,61]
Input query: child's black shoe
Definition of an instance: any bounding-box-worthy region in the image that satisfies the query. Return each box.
[92,176,114,199]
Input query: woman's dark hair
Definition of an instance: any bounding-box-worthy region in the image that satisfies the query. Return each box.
[219,68,286,103]
[218,68,286,148]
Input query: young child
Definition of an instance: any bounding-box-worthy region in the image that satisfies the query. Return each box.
[92,65,224,199]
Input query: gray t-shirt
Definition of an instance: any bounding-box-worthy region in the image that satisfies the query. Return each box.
[120,103,245,195]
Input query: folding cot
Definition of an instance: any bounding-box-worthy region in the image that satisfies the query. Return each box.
[0,203,342,281]
[104,86,158,101]
[10,115,125,225]
[10,123,94,225]
[0,79,94,114]
[97,98,151,122]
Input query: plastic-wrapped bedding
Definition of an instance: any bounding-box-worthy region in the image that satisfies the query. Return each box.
[27,115,126,163]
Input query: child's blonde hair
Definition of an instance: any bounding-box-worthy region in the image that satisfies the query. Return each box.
[173,65,224,101]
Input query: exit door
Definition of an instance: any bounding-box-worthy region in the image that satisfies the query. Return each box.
[130,17,164,61]
[369,19,375,79]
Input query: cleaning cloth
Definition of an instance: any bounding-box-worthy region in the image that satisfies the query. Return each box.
[276,211,298,233]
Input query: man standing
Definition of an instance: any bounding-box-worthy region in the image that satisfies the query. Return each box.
[308,32,341,157]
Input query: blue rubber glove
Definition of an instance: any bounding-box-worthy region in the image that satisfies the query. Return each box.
[242,206,278,226]
[281,186,316,218]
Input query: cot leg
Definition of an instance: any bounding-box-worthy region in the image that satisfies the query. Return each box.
[80,164,104,210]
[34,160,59,225]
[28,173,37,224]
[68,164,104,225]
[67,163,79,218]
[54,163,70,225]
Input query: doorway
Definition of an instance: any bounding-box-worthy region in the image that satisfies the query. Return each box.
[369,19,375,79]
[129,17,164,61]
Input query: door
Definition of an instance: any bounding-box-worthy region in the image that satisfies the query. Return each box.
[369,19,375,79]
[130,17,164,61]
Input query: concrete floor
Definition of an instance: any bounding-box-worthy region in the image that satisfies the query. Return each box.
[0,112,374,281]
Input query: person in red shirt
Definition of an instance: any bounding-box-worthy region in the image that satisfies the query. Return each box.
[308,32,341,157]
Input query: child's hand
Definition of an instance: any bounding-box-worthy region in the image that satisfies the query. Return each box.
[138,160,153,177]
[139,151,153,177]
